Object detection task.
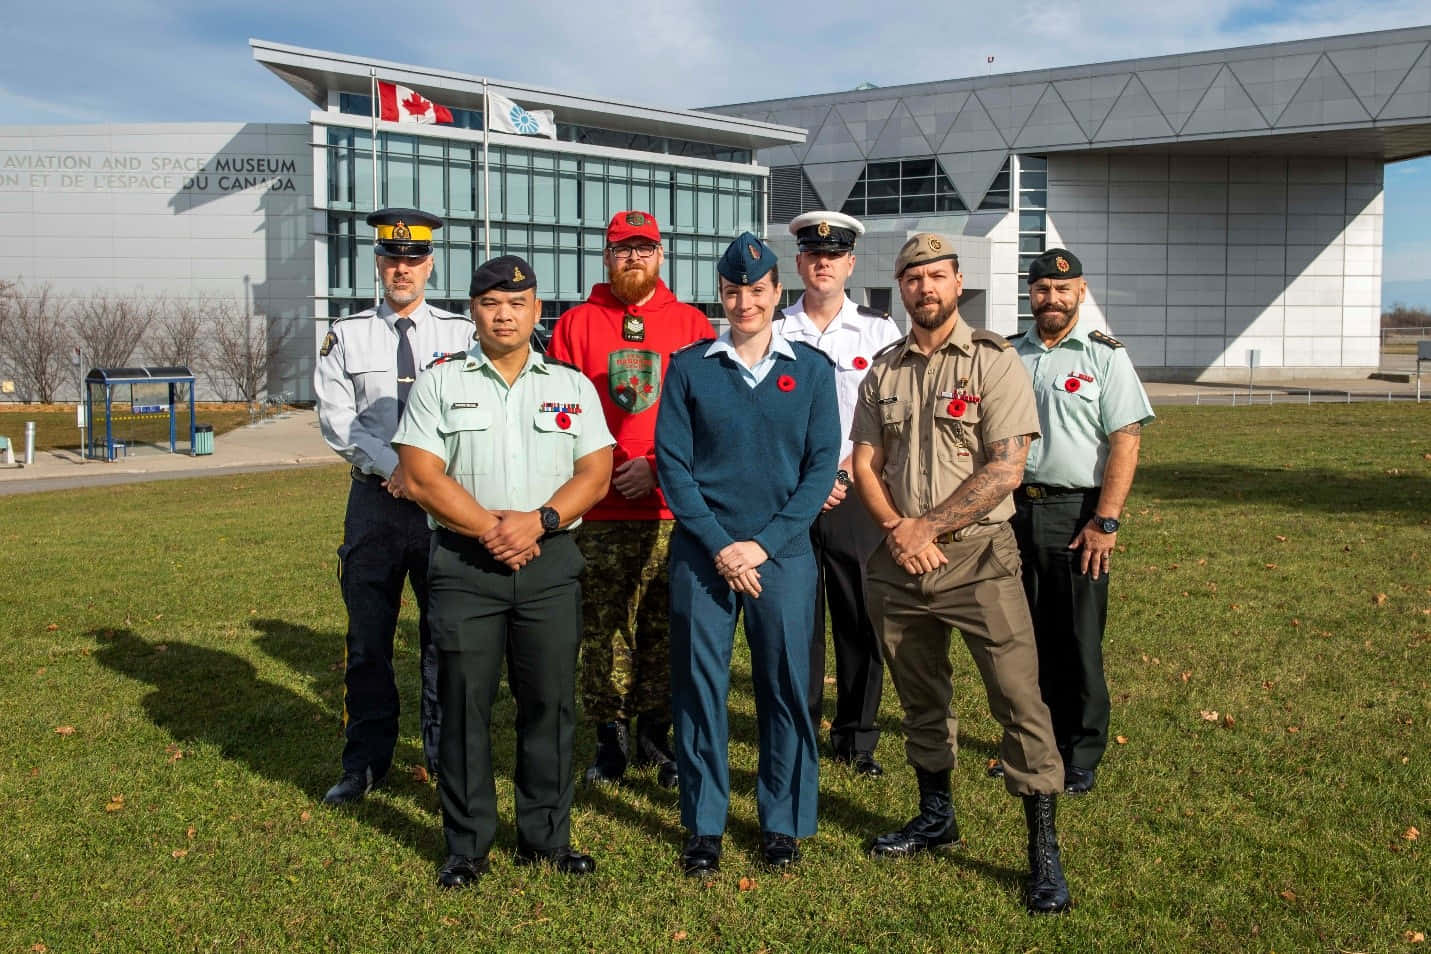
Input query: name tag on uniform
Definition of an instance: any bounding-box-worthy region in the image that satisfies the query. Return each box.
[450,402,481,408]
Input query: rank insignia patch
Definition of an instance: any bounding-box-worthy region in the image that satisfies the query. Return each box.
[319,331,337,357]
[608,349,660,414]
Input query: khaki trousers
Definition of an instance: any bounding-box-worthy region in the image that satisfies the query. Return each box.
[865,523,1063,796]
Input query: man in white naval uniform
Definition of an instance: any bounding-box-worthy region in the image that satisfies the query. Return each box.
[313,207,475,804]
[773,210,902,777]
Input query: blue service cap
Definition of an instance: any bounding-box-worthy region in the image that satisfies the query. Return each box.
[716,232,778,285]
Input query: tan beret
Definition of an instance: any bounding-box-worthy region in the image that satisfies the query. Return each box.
[895,232,960,277]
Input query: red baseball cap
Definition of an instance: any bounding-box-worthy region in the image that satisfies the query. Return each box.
[607,210,661,245]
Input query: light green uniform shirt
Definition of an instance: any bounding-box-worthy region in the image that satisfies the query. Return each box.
[1014,320,1154,489]
[392,348,614,529]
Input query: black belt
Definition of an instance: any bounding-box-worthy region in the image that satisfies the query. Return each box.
[435,527,570,550]
[351,466,384,485]
[1018,484,1098,500]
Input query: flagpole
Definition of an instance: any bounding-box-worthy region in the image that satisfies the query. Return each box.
[369,69,381,307]
[482,78,492,259]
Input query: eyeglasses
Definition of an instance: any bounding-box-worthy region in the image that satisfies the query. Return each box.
[608,244,660,261]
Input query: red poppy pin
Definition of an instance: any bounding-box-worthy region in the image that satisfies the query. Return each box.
[852,355,869,371]
[1064,377,1081,393]
[946,399,967,417]
[555,411,572,430]
[777,375,796,392]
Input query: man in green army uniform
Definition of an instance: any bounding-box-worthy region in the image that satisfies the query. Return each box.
[393,255,615,889]
[1001,248,1154,796]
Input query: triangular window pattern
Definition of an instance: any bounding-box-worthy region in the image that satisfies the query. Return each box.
[978,158,1013,211]
[840,157,967,217]
[768,166,825,223]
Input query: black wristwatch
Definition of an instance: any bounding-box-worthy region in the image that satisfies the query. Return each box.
[835,469,852,487]
[538,506,561,534]
[1092,515,1120,534]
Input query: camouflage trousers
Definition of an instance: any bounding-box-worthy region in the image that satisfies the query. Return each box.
[577,519,674,724]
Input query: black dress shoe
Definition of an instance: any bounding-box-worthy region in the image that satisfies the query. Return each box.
[437,854,489,889]
[514,845,597,875]
[322,767,376,805]
[761,832,801,869]
[1063,766,1096,795]
[852,752,884,777]
[681,834,722,877]
[583,721,630,786]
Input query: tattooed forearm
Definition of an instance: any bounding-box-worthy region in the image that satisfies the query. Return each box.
[922,434,1031,534]
[1114,421,1142,437]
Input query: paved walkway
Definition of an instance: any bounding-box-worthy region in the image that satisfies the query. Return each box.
[1,377,1424,496]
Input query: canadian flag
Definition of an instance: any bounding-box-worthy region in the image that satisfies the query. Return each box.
[377,81,454,125]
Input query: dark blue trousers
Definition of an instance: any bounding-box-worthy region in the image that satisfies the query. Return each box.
[337,477,440,778]
[668,528,819,839]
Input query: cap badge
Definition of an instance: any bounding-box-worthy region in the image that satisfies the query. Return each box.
[748,243,761,260]
[626,211,646,226]
[929,237,943,251]
[816,221,831,238]
[1055,256,1070,273]
[392,222,410,240]
[513,266,525,282]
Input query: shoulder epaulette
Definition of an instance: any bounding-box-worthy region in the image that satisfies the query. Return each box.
[542,355,581,373]
[330,310,371,324]
[424,351,467,370]
[872,339,903,360]
[790,340,835,365]
[1089,329,1124,349]
[971,329,1013,351]
[856,304,892,321]
[1006,331,1026,341]
[433,309,473,322]
[673,337,716,356]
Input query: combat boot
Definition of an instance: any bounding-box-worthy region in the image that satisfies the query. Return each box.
[1023,793,1072,914]
[869,767,960,858]
[634,715,679,790]
[583,720,629,785]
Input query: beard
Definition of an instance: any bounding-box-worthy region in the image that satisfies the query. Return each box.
[383,282,422,308]
[609,262,659,305]
[1034,303,1077,338]
[905,295,959,330]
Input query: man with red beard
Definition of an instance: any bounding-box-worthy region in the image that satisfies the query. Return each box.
[550,210,716,788]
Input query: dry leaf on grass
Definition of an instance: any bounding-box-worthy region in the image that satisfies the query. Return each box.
[1287,726,1300,734]
[1223,714,1236,729]
[300,811,312,823]
[54,726,75,736]
[105,795,125,813]
[31,945,46,953]
[1274,535,1287,542]
[1179,671,1192,682]
[45,623,58,631]
[738,877,757,892]
[672,931,689,941]
[411,765,430,783]
[1264,563,1278,570]
[1403,929,1425,943]
[1279,889,1297,901]
[171,849,188,858]
[1200,710,1220,722]
[440,917,459,927]
[186,826,195,840]
[1404,826,1420,841]
[1375,593,1389,606]
[165,744,183,762]
[823,676,836,685]
[1115,735,1129,745]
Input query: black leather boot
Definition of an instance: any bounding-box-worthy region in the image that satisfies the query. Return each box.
[583,720,629,785]
[868,767,960,858]
[634,716,679,790]
[1023,793,1072,914]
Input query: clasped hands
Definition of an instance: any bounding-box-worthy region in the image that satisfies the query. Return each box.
[479,510,544,570]
[714,540,768,598]
[882,515,949,577]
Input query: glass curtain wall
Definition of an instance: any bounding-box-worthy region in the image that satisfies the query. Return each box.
[323,128,760,318]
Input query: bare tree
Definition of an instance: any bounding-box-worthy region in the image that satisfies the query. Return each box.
[0,282,72,403]
[207,298,290,403]
[148,297,210,370]
[71,291,159,370]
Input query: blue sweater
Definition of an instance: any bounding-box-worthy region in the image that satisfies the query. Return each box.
[655,338,840,559]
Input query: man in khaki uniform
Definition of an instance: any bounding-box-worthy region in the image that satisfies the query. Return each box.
[849,233,1070,915]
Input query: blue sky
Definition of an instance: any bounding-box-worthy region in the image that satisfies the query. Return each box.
[2,0,1429,307]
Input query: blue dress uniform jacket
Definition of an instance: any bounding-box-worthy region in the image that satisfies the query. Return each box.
[655,335,840,839]
[312,301,474,781]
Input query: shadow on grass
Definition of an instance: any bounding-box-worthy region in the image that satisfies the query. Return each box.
[1136,462,1429,516]
[90,627,443,862]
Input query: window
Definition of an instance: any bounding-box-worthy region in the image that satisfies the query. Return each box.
[1015,155,1048,333]
[841,158,966,218]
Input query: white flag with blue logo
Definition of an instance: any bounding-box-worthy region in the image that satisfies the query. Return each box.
[487,91,557,139]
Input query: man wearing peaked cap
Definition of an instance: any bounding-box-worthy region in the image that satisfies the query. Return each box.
[313,207,474,807]
[394,254,616,888]
[549,211,715,792]
[1004,247,1154,799]
[656,231,840,875]
[849,232,1074,914]
[775,211,900,779]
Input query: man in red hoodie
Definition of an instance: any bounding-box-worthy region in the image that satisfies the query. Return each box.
[550,210,716,788]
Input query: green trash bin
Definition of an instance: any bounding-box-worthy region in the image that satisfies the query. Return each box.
[194,424,214,456]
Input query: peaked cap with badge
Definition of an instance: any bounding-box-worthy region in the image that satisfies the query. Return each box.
[606,209,662,245]
[895,232,960,277]
[1026,248,1083,284]
[717,232,778,286]
[789,210,864,254]
[470,254,538,297]
[369,207,442,258]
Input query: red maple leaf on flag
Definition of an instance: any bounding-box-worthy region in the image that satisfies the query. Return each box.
[402,92,431,117]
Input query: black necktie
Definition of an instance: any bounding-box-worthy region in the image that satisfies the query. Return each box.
[396,317,416,412]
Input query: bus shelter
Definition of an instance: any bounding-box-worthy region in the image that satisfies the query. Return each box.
[84,367,197,461]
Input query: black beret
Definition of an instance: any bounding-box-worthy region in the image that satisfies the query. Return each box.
[469,255,537,297]
[1026,248,1083,284]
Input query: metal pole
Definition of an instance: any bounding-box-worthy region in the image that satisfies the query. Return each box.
[370,69,382,308]
[482,78,492,259]
[23,420,35,466]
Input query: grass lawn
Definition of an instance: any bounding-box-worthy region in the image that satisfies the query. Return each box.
[1,404,1427,953]
[0,404,264,453]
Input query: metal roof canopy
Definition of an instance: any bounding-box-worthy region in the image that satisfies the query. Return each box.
[250,39,805,152]
[85,366,194,384]
[83,366,196,462]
